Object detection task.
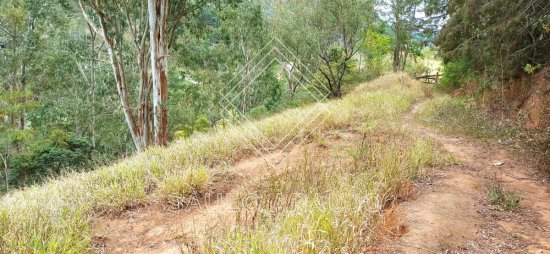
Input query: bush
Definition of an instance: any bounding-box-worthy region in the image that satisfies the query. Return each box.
[7,132,94,187]
[172,115,211,139]
[405,60,429,77]
[247,105,270,119]
[439,58,473,90]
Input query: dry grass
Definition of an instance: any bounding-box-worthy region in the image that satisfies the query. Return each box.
[204,126,441,253]
[0,73,426,253]
[414,96,518,138]
[415,95,550,175]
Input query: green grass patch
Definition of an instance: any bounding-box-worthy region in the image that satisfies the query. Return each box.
[488,185,521,211]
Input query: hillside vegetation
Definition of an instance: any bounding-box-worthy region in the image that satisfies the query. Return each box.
[1,0,548,252]
[0,74,442,253]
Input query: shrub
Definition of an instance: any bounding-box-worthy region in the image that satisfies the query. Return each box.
[439,58,473,90]
[405,60,429,77]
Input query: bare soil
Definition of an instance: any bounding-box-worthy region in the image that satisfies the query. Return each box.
[374,102,550,253]
[92,150,286,254]
[91,131,360,254]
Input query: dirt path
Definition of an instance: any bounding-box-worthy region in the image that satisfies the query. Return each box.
[92,150,289,254]
[92,99,549,254]
[376,102,550,253]
[91,131,360,254]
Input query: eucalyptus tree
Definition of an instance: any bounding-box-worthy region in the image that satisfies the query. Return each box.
[389,0,421,72]
[221,0,275,113]
[0,0,68,130]
[381,0,443,72]
[270,1,320,97]
[78,0,205,150]
[0,0,71,190]
[171,0,280,119]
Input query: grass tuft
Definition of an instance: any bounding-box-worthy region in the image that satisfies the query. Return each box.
[487,185,521,211]
[205,131,438,253]
[415,96,518,139]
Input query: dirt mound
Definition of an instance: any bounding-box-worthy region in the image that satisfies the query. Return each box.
[477,67,550,131]
[520,68,550,130]
[453,67,550,131]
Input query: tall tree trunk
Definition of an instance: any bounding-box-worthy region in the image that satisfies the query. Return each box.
[0,153,8,192]
[239,37,250,113]
[148,0,169,147]
[137,48,153,148]
[401,45,409,71]
[96,9,145,152]
[18,64,25,130]
[89,25,97,148]
[79,0,162,152]
[393,39,406,72]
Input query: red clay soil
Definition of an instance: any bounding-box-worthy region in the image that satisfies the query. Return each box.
[373,102,550,254]
[92,151,287,254]
[456,67,550,131]
[91,132,361,254]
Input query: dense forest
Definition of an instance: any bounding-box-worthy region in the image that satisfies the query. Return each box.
[0,0,548,193]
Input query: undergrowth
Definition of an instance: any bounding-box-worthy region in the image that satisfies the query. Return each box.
[415,95,550,175]
[0,73,425,253]
[415,96,518,139]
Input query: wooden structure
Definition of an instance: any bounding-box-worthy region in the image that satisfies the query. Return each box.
[415,73,441,84]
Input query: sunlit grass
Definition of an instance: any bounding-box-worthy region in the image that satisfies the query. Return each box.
[205,128,440,253]
[0,73,425,253]
[414,95,518,138]
[415,95,549,174]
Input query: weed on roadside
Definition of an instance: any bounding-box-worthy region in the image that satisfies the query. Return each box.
[487,184,521,212]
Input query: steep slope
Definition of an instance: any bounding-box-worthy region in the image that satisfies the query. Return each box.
[0,73,425,253]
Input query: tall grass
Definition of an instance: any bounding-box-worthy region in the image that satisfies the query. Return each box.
[0,73,424,253]
[415,95,550,175]
[205,128,439,253]
[414,95,518,138]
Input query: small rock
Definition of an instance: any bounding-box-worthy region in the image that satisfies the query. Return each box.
[493,161,504,166]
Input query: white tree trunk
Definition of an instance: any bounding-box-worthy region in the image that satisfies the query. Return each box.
[148,0,170,146]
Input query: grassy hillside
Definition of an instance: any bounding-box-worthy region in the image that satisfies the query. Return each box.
[204,131,437,253]
[0,73,436,253]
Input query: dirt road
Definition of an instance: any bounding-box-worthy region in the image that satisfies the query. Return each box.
[375,102,550,253]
